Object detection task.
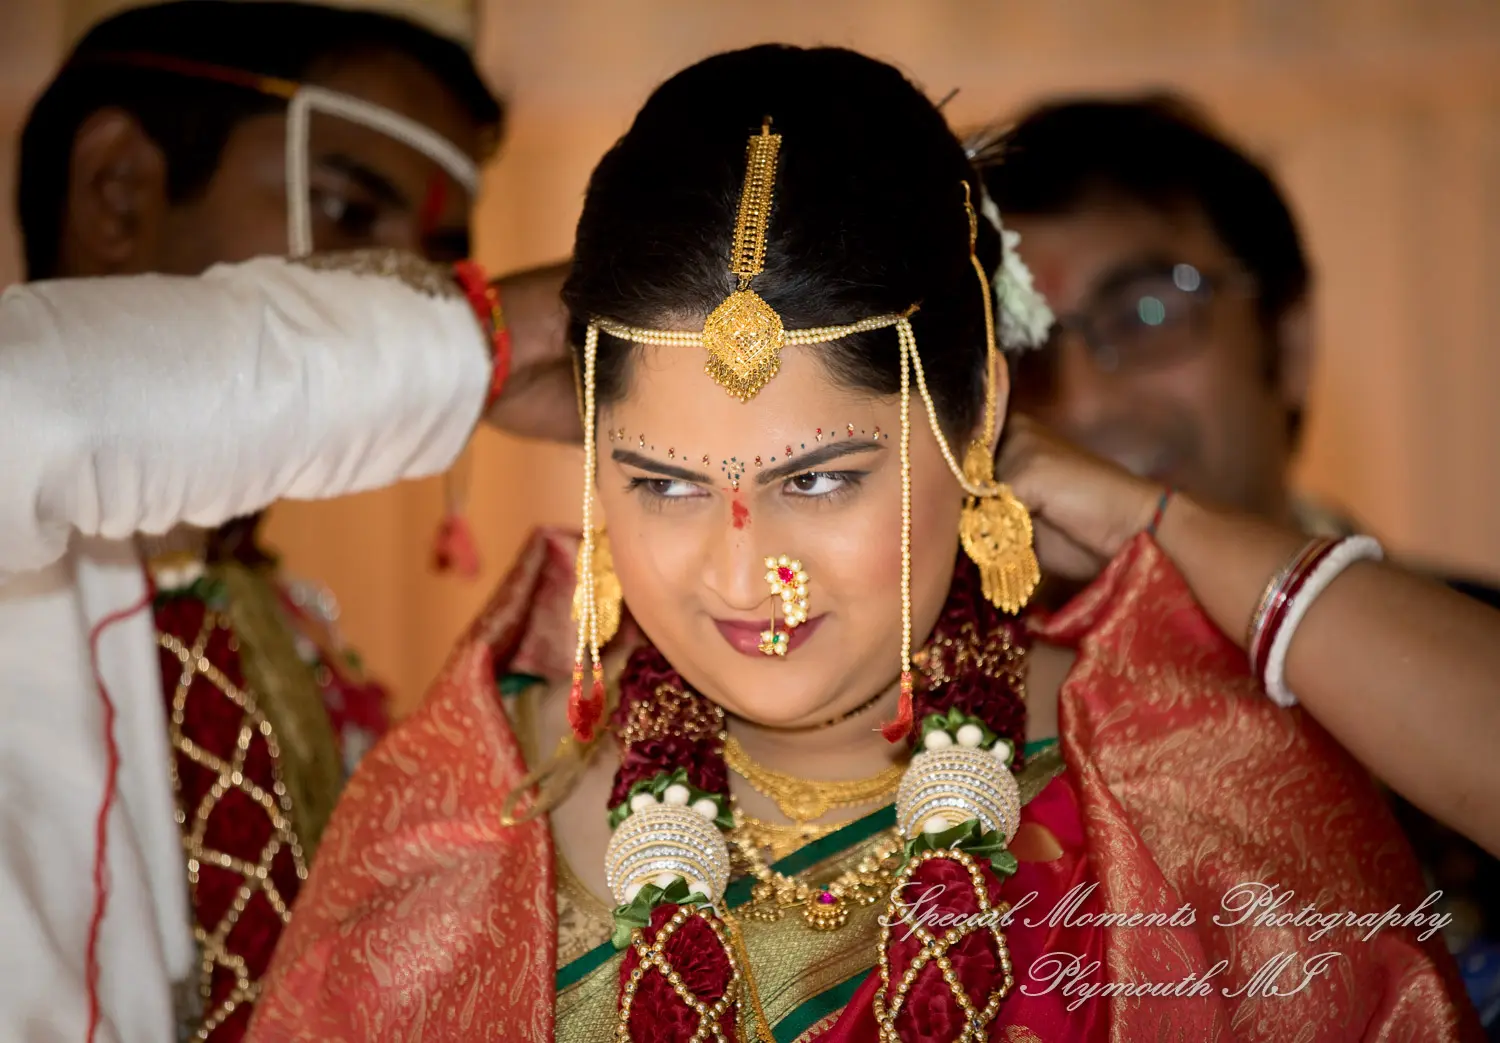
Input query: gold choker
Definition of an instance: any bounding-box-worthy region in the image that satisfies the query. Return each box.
[724,734,905,825]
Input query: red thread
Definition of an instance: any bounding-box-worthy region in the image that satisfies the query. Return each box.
[1145,487,1175,538]
[452,260,512,413]
[74,51,299,99]
[84,574,155,1043]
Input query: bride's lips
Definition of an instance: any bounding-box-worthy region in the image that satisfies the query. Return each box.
[713,615,824,657]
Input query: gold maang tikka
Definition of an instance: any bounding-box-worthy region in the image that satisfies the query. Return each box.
[703,119,784,401]
[594,119,906,401]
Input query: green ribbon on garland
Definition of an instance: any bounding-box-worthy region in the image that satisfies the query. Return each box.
[920,707,996,746]
[605,767,733,832]
[901,817,1018,878]
[609,875,712,950]
[918,708,1016,764]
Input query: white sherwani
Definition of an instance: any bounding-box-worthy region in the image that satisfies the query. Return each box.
[0,255,489,1042]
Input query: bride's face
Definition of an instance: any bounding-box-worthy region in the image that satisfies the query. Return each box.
[595,340,973,728]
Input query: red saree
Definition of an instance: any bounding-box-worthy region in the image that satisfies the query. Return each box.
[247,531,1479,1041]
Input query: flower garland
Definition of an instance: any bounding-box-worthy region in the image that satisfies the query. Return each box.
[978,191,1055,352]
[602,555,1029,1041]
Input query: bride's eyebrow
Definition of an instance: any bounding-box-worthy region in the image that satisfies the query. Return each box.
[610,448,713,483]
[755,442,884,485]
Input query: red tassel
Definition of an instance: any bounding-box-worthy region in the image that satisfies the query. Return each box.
[881,670,915,743]
[568,664,605,742]
[431,514,481,578]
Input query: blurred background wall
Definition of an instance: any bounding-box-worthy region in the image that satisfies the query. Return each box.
[4,0,1498,714]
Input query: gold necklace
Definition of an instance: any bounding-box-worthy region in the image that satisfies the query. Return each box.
[729,815,904,931]
[732,808,840,862]
[723,735,906,823]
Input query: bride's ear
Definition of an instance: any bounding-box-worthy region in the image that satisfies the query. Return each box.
[975,351,1012,458]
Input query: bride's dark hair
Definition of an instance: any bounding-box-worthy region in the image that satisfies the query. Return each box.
[563,43,1000,440]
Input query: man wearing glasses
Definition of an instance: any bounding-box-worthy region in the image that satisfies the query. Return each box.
[978,93,1498,1035]
[978,96,1310,530]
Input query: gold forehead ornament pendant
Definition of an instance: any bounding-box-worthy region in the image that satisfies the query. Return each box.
[702,119,784,401]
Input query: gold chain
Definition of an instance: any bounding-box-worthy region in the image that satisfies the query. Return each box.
[733,808,839,862]
[724,735,905,823]
[720,908,777,1043]
[595,310,908,349]
[729,816,903,932]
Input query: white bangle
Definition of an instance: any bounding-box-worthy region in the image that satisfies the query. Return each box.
[1263,535,1384,708]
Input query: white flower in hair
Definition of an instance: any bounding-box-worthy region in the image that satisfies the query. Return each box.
[979,193,1055,351]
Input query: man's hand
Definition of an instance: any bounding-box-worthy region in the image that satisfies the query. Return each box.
[996,414,1162,582]
[484,262,583,443]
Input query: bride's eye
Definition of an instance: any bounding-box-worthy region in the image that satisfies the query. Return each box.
[784,471,862,498]
[627,477,705,502]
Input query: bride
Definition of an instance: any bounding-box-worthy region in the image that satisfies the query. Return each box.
[249,45,1479,1041]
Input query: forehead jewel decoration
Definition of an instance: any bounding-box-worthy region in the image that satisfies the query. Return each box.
[700,119,785,400]
[594,121,909,401]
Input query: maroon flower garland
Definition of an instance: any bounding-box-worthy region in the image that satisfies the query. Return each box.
[608,650,729,805]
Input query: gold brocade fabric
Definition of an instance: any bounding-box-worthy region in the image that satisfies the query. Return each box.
[507,670,629,970]
[250,532,578,1042]
[292,248,464,299]
[155,603,309,1041]
[507,680,612,968]
[554,849,614,967]
[218,563,344,857]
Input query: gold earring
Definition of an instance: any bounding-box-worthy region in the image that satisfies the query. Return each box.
[757,555,808,656]
[954,181,1039,614]
[572,528,622,648]
[958,442,1039,615]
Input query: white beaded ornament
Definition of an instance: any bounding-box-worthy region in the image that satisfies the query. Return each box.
[896,746,1022,844]
[604,803,732,907]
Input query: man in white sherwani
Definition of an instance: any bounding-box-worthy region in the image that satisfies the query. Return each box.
[0,2,573,1039]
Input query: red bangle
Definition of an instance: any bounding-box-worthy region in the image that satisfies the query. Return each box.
[452,259,512,412]
[1247,538,1338,681]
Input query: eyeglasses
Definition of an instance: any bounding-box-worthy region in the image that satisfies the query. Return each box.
[1013,262,1255,394]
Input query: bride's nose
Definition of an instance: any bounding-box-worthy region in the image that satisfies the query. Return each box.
[701,517,773,614]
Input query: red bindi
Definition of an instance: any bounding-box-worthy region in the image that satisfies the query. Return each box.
[731,499,751,530]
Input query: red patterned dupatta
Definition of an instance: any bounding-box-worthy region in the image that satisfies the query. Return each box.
[1031,536,1480,1041]
[249,531,1480,1042]
[247,532,582,1042]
